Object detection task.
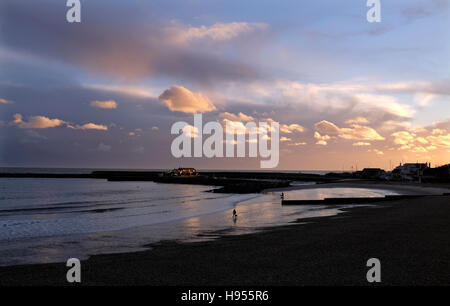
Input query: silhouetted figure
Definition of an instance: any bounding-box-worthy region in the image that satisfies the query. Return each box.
[281,192,285,200]
[232,209,237,223]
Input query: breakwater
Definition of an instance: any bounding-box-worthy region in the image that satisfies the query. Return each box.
[281,194,450,205]
[1,170,311,194]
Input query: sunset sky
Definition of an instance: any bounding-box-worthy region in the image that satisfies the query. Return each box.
[1,0,449,170]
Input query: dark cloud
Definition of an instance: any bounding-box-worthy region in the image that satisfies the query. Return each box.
[401,0,449,22]
[0,0,262,84]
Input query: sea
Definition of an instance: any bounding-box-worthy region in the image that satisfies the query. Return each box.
[0,167,402,266]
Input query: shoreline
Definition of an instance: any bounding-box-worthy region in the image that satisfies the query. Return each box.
[1,194,450,285]
[2,170,449,195]
[265,180,450,195]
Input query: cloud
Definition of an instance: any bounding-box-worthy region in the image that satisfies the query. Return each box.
[182,125,199,138]
[243,79,417,119]
[159,86,216,113]
[413,93,435,107]
[411,146,427,153]
[338,125,385,141]
[219,112,255,122]
[0,3,262,83]
[84,84,155,99]
[315,120,384,141]
[370,149,384,155]
[13,113,66,129]
[222,120,251,135]
[151,126,159,131]
[2,1,449,169]
[90,100,117,109]
[416,137,428,144]
[129,128,143,136]
[20,130,48,143]
[314,132,331,145]
[401,0,449,22]
[392,131,417,145]
[217,113,303,138]
[353,142,371,146]
[432,128,446,135]
[391,121,450,153]
[314,121,340,134]
[280,123,305,134]
[12,113,108,131]
[288,142,307,146]
[373,80,450,98]
[167,22,268,44]
[70,123,108,131]
[0,98,14,104]
[427,134,450,148]
[280,136,291,142]
[352,94,415,118]
[345,117,369,125]
[379,120,412,132]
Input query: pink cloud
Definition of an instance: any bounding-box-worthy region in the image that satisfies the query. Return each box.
[12,114,108,131]
[13,113,66,129]
[159,85,216,113]
[90,100,117,109]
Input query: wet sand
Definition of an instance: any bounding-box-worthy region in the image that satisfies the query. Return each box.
[1,194,450,286]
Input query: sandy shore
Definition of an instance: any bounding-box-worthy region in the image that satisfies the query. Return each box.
[1,193,450,286]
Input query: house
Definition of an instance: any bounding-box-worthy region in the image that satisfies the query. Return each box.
[392,163,429,181]
[168,168,198,177]
[360,168,386,179]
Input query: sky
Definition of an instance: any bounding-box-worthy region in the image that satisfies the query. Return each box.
[0,0,449,170]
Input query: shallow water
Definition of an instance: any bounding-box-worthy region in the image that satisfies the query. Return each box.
[0,178,401,266]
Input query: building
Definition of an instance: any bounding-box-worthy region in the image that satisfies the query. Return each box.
[168,168,198,177]
[392,163,430,181]
[423,164,450,181]
[359,168,386,179]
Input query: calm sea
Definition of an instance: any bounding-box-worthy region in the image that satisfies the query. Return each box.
[0,168,399,266]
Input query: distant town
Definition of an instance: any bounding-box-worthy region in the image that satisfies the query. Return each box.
[332,163,450,183]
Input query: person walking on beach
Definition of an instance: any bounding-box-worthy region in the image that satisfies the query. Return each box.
[232,209,237,218]
[281,192,284,200]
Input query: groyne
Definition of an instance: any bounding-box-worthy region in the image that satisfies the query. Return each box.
[281,194,450,205]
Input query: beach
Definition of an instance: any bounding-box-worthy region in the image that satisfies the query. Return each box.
[0,177,377,266]
[1,190,449,286]
[3,0,450,290]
